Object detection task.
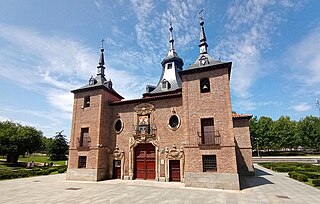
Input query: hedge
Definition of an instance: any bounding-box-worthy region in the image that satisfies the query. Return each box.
[58,167,67,173]
[0,166,66,180]
[272,166,296,172]
[297,172,320,179]
[312,179,320,186]
[288,171,308,182]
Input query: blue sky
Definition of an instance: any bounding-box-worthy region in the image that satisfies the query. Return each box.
[0,0,320,139]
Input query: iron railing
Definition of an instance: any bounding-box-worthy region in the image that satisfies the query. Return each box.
[197,130,221,146]
[133,124,157,138]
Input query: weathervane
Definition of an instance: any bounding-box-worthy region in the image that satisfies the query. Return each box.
[199,9,204,21]
[169,12,173,27]
[101,39,105,48]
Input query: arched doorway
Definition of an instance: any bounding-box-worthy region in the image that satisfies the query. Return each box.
[134,143,155,180]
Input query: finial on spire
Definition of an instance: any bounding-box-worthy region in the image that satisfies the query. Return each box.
[169,19,174,51]
[99,39,105,66]
[199,9,204,21]
[198,9,208,54]
[100,39,105,52]
[97,39,105,77]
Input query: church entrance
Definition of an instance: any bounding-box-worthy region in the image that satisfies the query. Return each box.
[169,160,180,182]
[134,143,155,180]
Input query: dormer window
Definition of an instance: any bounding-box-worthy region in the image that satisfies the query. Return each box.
[200,78,210,93]
[199,55,208,66]
[167,63,172,69]
[84,96,90,108]
[162,80,171,90]
[89,76,96,85]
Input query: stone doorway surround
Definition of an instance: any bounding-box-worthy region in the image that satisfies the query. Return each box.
[165,144,184,182]
[110,145,125,179]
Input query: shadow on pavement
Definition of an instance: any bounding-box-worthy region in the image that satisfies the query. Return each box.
[240,167,273,190]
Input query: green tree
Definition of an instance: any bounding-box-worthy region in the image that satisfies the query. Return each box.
[39,136,53,154]
[249,116,259,149]
[271,116,297,149]
[0,121,43,163]
[295,116,320,150]
[48,131,69,161]
[256,116,274,150]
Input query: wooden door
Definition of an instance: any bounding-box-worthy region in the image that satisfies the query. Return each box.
[113,160,121,179]
[134,143,155,180]
[169,160,180,182]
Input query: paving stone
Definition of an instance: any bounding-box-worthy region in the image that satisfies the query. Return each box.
[0,164,320,203]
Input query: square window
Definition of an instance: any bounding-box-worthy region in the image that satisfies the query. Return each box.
[167,63,172,69]
[79,128,90,147]
[78,156,87,168]
[201,118,214,144]
[203,155,217,172]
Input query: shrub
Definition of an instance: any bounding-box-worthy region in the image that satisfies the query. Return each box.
[312,179,320,186]
[272,167,296,172]
[289,171,308,182]
[298,172,320,179]
[304,167,320,172]
[58,166,67,173]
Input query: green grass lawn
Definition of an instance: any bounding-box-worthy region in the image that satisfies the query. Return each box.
[18,155,67,166]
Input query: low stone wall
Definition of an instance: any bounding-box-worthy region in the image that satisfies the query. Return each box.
[253,157,320,164]
[184,172,240,190]
[66,168,107,181]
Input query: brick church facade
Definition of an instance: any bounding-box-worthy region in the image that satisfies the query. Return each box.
[66,18,254,190]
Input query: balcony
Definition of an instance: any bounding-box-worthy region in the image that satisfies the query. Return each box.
[77,137,91,151]
[197,130,221,146]
[133,124,157,141]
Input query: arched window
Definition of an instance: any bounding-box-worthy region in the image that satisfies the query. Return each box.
[162,79,171,90]
[200,78,210,93]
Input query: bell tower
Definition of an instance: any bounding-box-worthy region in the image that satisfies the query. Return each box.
[67,42,123,181]
[180,15,240,190]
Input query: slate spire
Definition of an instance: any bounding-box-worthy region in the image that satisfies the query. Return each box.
[97,39,105,77]
[199,11,208,54]
[169,21,174,52]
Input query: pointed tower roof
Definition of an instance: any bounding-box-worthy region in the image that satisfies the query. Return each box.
[187,14,224,70]
[161,21,184,66]
[95,40,106,83]
[71,41,123,99]
[144,21,184,96]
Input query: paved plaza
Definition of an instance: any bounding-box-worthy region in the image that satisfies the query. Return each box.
[0,164,319,204]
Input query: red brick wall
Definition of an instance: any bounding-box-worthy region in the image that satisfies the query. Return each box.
[181,66,238,174]
[233,118,254,175]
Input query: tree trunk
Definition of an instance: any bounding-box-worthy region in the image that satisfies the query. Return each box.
[6,152,19,163]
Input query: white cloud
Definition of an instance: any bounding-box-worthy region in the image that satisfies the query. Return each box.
[290,103,312,112]
[213,0,301,112]
[287,26,320,86]
[0,23,149,114]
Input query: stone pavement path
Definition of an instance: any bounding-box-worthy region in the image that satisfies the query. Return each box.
[0,164,319,204]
